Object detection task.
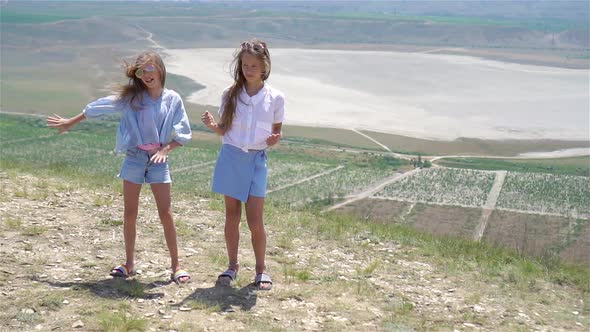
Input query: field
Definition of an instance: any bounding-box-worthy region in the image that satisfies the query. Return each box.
[374,168,496,207]
[0,114,406,206]
[436,156,590,176]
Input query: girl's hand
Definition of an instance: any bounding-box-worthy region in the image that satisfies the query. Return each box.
[201,111,216,129]
[266,133,281,147]
[150,146,170,164]
[47,114,76,134]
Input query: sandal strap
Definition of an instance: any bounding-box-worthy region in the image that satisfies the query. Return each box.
[172,270,191,282]
[255,273,272,285]
[218,268,237,281]
[111,264,131,277]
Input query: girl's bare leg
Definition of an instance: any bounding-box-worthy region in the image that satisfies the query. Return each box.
[150,183,187,281]
[245,195,270,289]
[121,180,142,272]
[224,195,242,272]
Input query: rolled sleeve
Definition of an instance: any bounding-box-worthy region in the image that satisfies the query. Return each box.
[82,95,121,118]
[273,93,286,123]
[171,99,192,145]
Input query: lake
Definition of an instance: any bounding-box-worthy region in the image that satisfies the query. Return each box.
[166,48,589,141]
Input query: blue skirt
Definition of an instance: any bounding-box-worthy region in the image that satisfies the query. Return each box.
[212,144,268,202]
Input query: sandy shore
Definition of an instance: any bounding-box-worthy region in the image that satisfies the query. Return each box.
[165,48,589,141]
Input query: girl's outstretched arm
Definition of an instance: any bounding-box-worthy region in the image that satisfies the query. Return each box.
[47,112,86,134]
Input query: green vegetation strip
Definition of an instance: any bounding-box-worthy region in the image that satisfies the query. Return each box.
[436,157,590,177]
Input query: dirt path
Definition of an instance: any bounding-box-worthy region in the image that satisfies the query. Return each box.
[474,171,507,241]
[326,168,421,212]
[267,165,344,193]
[134,25,166,51]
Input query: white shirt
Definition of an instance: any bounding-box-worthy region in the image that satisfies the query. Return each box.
[219,83,285,152]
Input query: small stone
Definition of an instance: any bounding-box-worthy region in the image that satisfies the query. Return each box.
[96,255,105,259]
[159,309,166,315]
[463,323,476,328]
[144,313,155,317]
[572,311,579,315]
[137,299,145,303]
[72,320,84,328]
[162,315,172,319]
[73,278,82,281]
[179,307,191,312]
[472,305,484,313]
[62,300,70,305]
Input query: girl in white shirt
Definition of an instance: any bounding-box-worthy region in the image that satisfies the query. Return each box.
[202,39,285,290]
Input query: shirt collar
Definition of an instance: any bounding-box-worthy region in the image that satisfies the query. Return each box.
[240,83,267,106]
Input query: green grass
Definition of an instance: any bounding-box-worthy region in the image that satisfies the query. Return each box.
[3,216,23,229]
[1,3,226,24]
[98,310,148,332]
[40,293,65,311]
[0,11,84,24]
[22,226,47,236]
[114,280,145,298]
[436,156,590,176]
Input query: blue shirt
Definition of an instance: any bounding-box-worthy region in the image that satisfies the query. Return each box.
[83,89,192,153]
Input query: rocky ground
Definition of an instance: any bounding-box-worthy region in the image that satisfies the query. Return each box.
[0,170,588,331]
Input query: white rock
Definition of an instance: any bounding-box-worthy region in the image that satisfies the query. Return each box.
[72,320,84,328]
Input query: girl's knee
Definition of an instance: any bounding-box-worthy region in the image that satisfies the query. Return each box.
[225,210,241,224]
[248,222,266,236]
[123,210,139,220]
[158,209,173,220]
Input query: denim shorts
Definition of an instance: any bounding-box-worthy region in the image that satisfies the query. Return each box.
[118,147,171,184]
[212,144,267,202]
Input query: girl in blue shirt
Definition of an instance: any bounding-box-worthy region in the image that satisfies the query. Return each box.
[47,52,192,283]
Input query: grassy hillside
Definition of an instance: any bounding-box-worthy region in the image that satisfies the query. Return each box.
[0,113,589,331]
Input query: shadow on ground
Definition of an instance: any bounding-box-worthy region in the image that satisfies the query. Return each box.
[33,276,167,299]
[178,282,258,312]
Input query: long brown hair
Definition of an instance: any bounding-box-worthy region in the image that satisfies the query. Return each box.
[117,52,167,110]
[220,39,271,130]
